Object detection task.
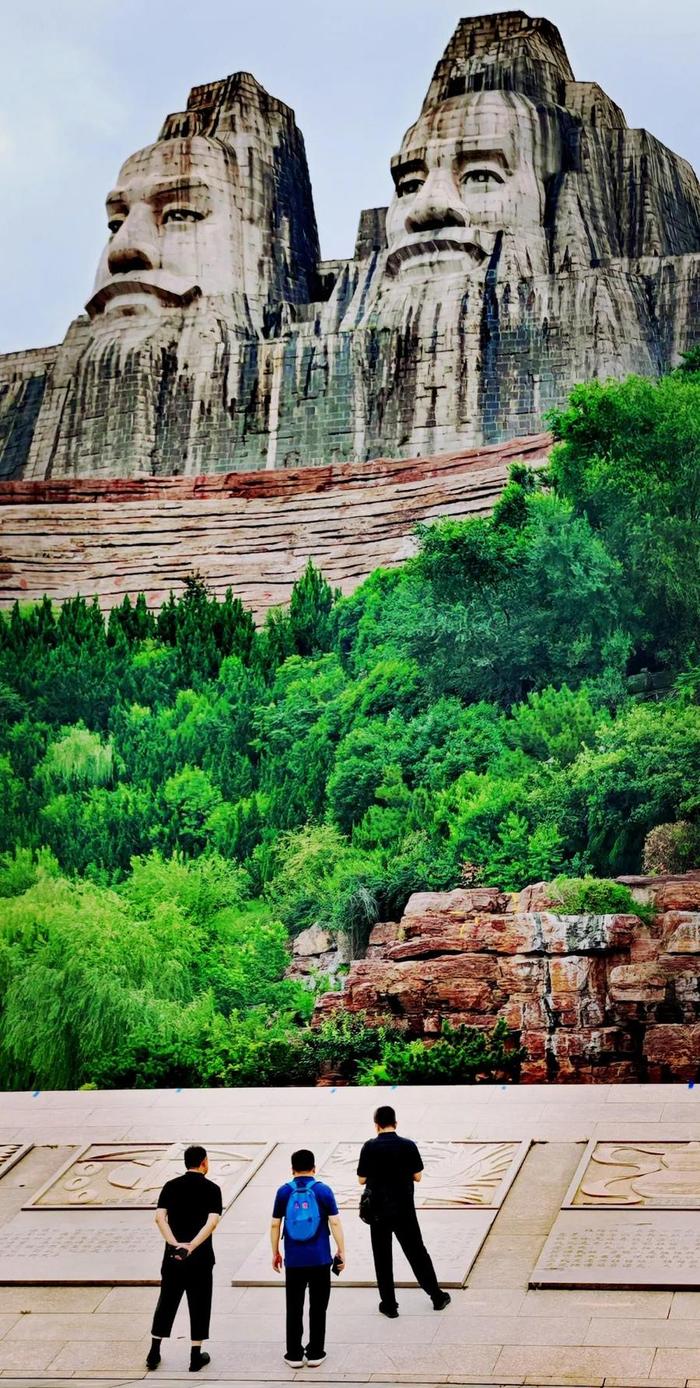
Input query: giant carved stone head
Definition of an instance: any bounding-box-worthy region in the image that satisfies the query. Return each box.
[85,73,319,339]
[87,134,241,329]
[380,12,574,289]
[385,89,562,281]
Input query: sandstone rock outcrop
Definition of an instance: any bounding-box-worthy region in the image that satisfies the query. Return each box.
[1,11,699,483]
[314,875,700,1082]
[286,926,352,982]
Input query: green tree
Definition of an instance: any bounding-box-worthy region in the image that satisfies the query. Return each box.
[507,685,604,767]
[549,373,700,664]
[288,560,338,656]
[40,726,114,789]
[161,767,223,856]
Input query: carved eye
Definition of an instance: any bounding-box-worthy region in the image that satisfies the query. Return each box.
[461,169,504,189]
[162,208,204,224]
[397,177,425,198]
[108,218,125,235]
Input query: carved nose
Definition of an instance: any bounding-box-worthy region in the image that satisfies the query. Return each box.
[405,172,467,235]
[107,204,160,275]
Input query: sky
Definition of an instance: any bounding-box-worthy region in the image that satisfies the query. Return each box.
[1,0,699,353]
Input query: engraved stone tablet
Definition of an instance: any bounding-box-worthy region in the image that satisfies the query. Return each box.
[25,1142,273,1210]
[323,1140,526,1209]
[532,1209,700,1288]
[0,1208,258,1285]
[231,1208,494,1288]
[532,1140,700,1288]
[0,1142,275,1283]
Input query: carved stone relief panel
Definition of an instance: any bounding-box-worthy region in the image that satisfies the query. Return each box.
[322,1140,527,1209]
[25,1142,274,1210]
[0,1145,32,1181]
[568,1141,700,1208]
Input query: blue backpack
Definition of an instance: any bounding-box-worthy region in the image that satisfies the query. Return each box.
[285,1179,322,1242]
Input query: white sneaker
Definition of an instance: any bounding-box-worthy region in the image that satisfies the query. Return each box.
[284,1353,304,1368]
[305,1352,327,1368]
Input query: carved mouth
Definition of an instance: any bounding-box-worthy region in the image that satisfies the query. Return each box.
[385,239,487,277]
[86,276,202,319]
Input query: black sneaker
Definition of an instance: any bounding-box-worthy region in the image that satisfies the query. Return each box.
[189,1350,210,1372]
[146,1344,161,1370]
[432,1291,451,1311]
[305,1351,327,1368]
[378,1302,399,1318]
[284,1353,304,1368]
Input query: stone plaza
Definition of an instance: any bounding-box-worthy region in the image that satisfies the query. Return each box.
[2,1084,700,1387]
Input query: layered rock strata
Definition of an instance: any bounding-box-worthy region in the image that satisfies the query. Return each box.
[314,875,700,1082]
[0,433,549,616]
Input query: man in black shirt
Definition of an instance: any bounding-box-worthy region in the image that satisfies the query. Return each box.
[146,1145,223,1373]
[357,1105,451,1318]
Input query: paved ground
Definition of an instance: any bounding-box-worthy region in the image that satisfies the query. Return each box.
[1,1084,700,1387]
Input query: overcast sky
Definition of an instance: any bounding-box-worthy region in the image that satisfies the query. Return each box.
[1,0,699,353]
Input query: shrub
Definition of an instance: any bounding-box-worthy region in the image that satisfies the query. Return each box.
[549,875,654,922]
[301,1010,390,1080]
[642,821,700,875]
[357,1018,524,1085]
[0,847,59,899]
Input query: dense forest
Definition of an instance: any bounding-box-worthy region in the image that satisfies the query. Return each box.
[1,363,700,1089]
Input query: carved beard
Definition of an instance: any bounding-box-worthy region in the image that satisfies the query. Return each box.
[50,307,225,479]
[361,229,550,324]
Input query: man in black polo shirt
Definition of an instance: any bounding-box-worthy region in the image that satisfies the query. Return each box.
[357,1105,450,1318]
[146,1145,223,1373]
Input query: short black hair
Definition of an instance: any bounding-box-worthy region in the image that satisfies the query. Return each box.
[184,1145,208,1169]
[374,1105,396,1128]
[291,1149,315,1172]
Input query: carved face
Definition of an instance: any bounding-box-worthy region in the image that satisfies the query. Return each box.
[86,136,242,326]
[385,91,559,279]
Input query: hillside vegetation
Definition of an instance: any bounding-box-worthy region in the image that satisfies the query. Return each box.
[1,362,700,1088]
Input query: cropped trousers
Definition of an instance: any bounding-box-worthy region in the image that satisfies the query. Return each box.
[152,1255,213,1342]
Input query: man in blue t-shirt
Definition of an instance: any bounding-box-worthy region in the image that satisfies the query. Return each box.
[271,1148,345,1368]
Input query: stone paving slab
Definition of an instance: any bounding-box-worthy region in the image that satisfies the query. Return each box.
[233,1209,493,1288]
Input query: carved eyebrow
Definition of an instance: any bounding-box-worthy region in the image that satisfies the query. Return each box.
[454,147,511,171]
[106,176,212,209]
[390,155,428,186]
[150,177,211,205]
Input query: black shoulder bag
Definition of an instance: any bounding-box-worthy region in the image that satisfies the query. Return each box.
[358,1186,374,1225]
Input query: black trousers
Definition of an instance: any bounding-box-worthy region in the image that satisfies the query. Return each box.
[370,1210,441,1309]
[152,1256,213,1342]
[285,1264,331,1359]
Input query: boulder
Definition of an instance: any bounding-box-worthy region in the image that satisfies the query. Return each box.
[286,925,350,981]
[663,913,700,953]
[644,1024,700,1080]
[293,926,333,957]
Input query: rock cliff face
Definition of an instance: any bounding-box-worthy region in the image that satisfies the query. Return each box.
[1,11,699,481]
[314,876,700,1082]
